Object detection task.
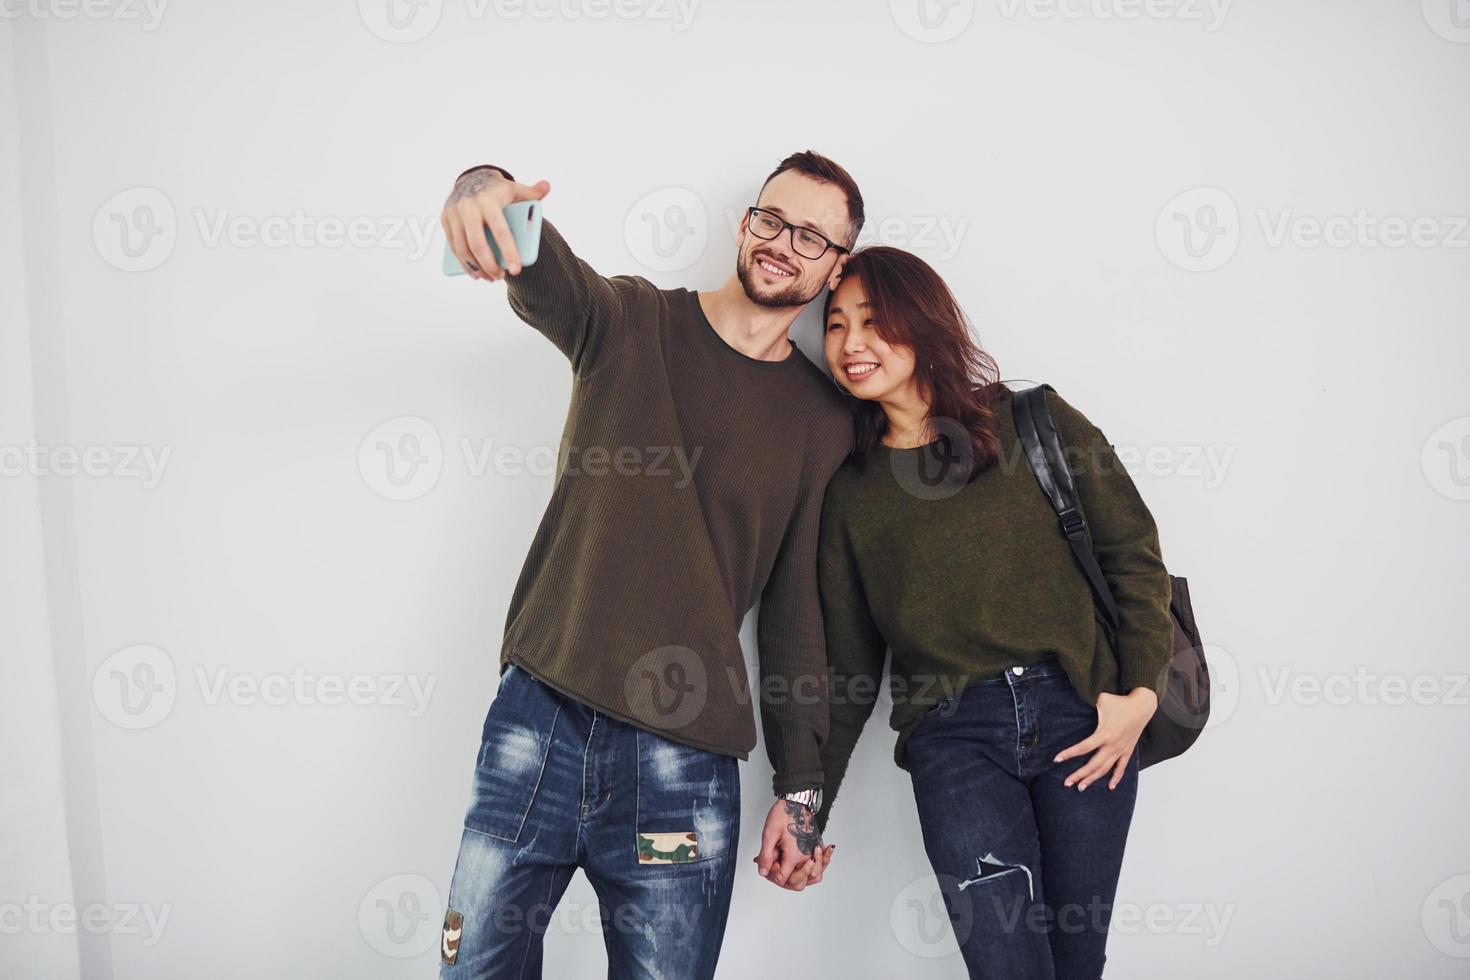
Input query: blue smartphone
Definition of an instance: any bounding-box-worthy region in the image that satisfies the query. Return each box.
[443,200,543,275]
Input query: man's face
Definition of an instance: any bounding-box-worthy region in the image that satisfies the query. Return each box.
[736,170,851,309]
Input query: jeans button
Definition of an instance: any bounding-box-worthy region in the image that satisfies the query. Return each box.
[1012,666,1024,676]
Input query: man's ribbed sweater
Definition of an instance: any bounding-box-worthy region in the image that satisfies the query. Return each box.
[495,216,851,794]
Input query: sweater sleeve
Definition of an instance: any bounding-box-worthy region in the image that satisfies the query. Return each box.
[504,219,644,377]
[1045,390,1174,702]
[756,456,844,798]
[455,164,639,377]
[812,486,888,835]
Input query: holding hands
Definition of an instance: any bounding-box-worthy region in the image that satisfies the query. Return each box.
[754,798,835,892]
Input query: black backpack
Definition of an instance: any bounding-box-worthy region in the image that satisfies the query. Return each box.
[1011,384,1210,769]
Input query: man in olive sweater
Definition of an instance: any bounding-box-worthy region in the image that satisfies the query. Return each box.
[435,153,853,978]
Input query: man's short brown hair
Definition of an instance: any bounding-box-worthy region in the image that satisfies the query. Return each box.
[760,150,865,249]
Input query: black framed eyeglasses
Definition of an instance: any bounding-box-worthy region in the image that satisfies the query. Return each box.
[746,207,848,261]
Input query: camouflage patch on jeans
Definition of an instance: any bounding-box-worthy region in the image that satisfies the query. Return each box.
[636,831,698,864]
[441,908,463,964]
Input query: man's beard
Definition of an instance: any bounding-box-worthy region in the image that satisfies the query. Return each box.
[737,249,824,309]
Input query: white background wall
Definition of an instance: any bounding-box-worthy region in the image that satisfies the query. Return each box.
[3,1,1468,977]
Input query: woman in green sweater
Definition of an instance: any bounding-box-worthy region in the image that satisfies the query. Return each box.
[814,246,1174,979]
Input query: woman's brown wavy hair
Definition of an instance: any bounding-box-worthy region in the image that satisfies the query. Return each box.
[824,246,1007,478]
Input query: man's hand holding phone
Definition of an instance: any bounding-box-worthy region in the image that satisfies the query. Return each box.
[441,166,550,281]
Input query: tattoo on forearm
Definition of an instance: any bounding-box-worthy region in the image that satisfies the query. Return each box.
[447,167,502,204]
[783,799,823,857]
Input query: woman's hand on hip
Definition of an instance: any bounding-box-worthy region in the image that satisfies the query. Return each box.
[1054,688,1159,792]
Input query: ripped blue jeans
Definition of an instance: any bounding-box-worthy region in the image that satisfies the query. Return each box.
[906,657,1140,980]
[440,663,740,980]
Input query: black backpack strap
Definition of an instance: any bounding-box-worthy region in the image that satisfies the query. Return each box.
[1012,385,1122,633]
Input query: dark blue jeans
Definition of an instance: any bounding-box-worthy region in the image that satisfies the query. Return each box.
[906,657,1139,980]
[440,663,741,979]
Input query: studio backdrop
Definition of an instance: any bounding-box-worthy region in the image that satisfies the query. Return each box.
[3,1,1468,977]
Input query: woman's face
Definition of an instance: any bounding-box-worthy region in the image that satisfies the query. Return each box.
[824,275,918,402]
